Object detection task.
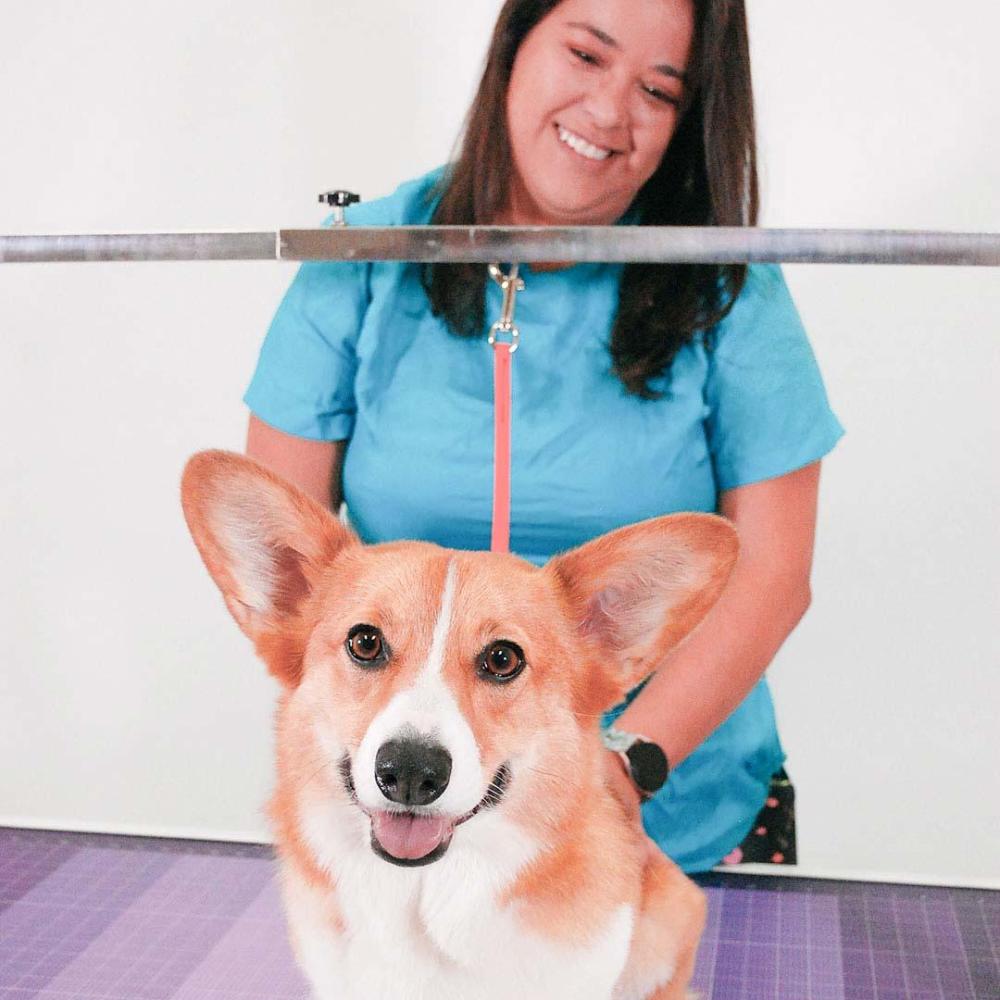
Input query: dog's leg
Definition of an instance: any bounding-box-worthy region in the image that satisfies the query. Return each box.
[614,846,706,1000]
[645,943,700,1000]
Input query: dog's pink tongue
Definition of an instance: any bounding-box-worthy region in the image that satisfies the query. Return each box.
[372,812,452,860]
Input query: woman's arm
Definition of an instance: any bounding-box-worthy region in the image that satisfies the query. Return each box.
[245,414,346,513]
[611,461,822,768]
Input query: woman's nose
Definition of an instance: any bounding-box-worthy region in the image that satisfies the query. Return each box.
[583,72,631,132]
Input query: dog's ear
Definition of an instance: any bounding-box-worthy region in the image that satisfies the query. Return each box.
[547,514,738,700]
[180,449,358,687]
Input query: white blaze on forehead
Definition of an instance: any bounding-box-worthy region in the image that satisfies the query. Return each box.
[425,560,457,678]
[353,560,486,815]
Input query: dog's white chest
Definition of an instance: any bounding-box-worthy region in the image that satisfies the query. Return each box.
[284,808,634,1000]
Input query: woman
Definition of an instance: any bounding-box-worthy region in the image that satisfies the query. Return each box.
[244,0,843,872]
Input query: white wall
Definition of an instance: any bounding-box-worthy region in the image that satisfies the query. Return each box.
[1,0,997,883]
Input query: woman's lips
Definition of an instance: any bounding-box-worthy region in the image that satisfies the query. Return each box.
[556,123,616,161]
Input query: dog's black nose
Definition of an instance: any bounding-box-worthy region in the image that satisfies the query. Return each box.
[374,738,452,807]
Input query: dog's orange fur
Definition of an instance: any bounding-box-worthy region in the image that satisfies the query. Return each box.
[181,450,737,999]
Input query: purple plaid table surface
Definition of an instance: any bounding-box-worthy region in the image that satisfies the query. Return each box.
[1,826,997,999]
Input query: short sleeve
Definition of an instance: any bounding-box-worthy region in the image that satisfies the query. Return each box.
[243,256,370,441]
[705,264,845,491]
[242,172,442,441]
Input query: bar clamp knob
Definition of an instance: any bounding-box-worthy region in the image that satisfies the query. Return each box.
[318,190,361,226]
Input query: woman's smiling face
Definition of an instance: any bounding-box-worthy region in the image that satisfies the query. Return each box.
[503,0,695,227]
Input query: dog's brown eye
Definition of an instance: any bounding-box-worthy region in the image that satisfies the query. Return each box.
[479,640,525,683]
[346,624,387,666]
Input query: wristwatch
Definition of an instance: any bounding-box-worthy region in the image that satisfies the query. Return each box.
[601,726,670,800]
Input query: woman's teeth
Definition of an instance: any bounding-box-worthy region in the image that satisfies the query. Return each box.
[557,126,612,161]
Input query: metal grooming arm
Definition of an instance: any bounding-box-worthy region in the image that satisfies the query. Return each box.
[2,226,999,266]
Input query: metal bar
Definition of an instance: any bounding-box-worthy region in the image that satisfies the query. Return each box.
[0,232,276,263]
[2,227,999,266]
[281,227,1000,266]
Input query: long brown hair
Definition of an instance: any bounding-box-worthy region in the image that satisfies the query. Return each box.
[422,0,758,398]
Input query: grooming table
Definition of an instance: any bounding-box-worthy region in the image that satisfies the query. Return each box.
[1,827,996,999]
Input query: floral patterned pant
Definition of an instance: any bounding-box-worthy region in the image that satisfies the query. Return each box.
[721,767,797,866]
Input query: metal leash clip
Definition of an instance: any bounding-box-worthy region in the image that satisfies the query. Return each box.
[487,262,525,353]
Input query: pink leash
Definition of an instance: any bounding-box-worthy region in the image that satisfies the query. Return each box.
[487,263,524,554]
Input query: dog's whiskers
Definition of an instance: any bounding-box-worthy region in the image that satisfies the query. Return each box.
[295,752,342,790]
[524,763,562,782]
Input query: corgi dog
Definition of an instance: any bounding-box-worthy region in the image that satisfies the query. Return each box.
[180,450,738,1000]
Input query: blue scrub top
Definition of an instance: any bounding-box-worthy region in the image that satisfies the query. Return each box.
[245,168,844,872]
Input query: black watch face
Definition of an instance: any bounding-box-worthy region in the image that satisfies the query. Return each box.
[625,740,669,794]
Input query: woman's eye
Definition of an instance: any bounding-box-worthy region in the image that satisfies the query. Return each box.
[478,640,526,683]
[643,84,680,109]
[570,47,599,66]
[346,624,388,666]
